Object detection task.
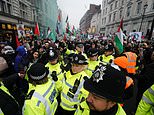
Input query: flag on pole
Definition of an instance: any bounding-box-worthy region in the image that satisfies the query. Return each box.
[65,15,68,23]
[114,18,124,54]
[34,23,40,36]
[66,22,71,36]
[58,13,61,23]
[56,21,59,35]
[46,27,51,38]
[72,25,76,36]
[46,27,56,42]
[16,36,20,47]
[56,11,62,35]
[63,33,67,41]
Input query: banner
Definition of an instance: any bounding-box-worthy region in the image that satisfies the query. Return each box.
[129,32,142,42]
[16,24,25,38]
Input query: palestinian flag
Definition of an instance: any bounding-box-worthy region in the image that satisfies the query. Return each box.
[114,19,124,54]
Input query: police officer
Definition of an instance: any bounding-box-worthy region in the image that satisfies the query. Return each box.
[98,44,114,65]
[75,64,127,115]
[85,48,100,77]
[136,84,154,115]
[58,54,89,115]
[45,48,63,79]
[0,56,20,115]
[75,42,87,59]
[23,63,58,115]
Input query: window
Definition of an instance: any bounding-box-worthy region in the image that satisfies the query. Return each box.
[137,2,142,14]
[104,0,106,7]
[110,4,113,11]
[115,1,118,8]
[120,10,123,18]
[104,17,106,24]
[109,14,111,22]
[19,2,28,19]
[122,0,124,5]
[113,12,116,21]
[153,1,154,10]
[0,1,2,11]
[0,1,6,12]
[106,8,107,14]
[127,6,131,17]
[102,18,104,24]
[7,3,11,14]
[103,9,105,15]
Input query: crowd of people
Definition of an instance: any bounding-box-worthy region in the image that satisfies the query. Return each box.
[0,36,154,115]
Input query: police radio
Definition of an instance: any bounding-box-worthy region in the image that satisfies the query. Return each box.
[50,71,58,81]
[67,75,82,98]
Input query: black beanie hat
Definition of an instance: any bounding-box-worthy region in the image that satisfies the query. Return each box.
[84,64,126,103]
[28,63,49,81]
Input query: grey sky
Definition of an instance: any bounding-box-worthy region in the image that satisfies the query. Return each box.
[57,0,102,28]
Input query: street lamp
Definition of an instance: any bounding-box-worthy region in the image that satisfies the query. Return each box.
[139,3,148,32]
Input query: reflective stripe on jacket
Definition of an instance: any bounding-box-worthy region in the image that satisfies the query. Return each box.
[0,108,3,115]
[124,52,137,74]
[125,76,134,89]
[60,71,89,111]
[136,84,154,115]
[23,79,58,115]
[84,60,100,77]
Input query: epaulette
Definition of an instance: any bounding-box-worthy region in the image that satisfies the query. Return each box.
[26,90,35,100]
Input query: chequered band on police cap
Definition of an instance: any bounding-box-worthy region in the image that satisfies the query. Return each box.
[91,52,98,56]
[78,60,88,64]
[30,72,46,80]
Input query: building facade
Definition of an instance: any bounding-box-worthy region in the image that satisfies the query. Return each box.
[34,0,59,36]
[0,0,35,48]
[90,9,101,34]
[0,0,59,47]
[79,4,101,33]
[100,0,154,36]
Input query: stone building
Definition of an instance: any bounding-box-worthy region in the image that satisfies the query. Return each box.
[100,0,154,36]
[0,0,59,47]
[79,4,101,33]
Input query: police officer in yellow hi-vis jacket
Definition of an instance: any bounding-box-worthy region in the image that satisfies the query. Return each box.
[45,48,63,80]
[57,54,89,115]
[22,63,58,115]
[75,64,127,115]
[136,84,154,115]
[84,48,100,77]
